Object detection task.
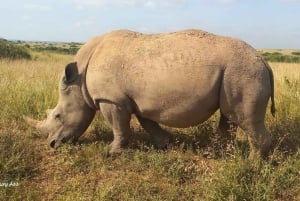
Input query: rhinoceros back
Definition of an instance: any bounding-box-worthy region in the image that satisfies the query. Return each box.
[84,30,260,127]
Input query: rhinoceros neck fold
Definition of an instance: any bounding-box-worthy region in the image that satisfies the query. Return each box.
[81,74,99,110]
[77,49,99,111]
[80,59,99,111]
[74,37,103,111]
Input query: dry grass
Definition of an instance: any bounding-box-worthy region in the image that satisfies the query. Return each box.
[0,54,300,201]
[271,62,300,79]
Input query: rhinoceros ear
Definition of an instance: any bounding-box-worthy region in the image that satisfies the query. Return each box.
[63,62,78,84]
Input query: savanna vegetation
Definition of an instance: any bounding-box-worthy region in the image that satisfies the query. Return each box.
[0,41,299,200]
[261,51,300,63]
[0,39,31,60]
[29,42,81,55]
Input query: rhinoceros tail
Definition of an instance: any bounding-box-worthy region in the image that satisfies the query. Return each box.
[263,58,276,117]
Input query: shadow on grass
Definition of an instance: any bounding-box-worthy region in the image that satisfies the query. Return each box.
[76,115,300,158]
[77,121,248,158]
[269,116,300,155]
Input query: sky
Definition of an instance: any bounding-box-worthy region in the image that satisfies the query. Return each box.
[0,0,299,49]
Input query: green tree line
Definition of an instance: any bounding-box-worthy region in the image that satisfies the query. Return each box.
[0,38,31,59]
[261,52,300,63]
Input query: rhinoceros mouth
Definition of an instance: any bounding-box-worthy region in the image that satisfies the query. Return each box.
[49,139,57,148]
[48,132,80,148]
[49,136,68,149]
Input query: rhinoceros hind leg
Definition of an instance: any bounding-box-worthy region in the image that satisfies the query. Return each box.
[218,112,237,141]
[136,116,171,149]
[100,103,131,154]
[239,121,272,159]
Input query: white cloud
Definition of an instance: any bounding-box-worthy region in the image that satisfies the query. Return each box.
[76,5,85,10]
[161,0,187,6]
[75,19,95,27]
[66,0,187,8]
[145,0,156,8]
[21,15,31,21]
[67,0,138,6]
[217,0,236,3]
[279,0,300,2]
[23,4,52,11]
[65,0,243,8]
[200,0,237,4]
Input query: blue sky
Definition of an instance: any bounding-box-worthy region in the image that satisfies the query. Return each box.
[0,0,299,48]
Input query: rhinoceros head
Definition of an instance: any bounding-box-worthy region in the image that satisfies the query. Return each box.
[25,62,96,148]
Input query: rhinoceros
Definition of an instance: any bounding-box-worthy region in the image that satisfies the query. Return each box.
[25,29,275,158]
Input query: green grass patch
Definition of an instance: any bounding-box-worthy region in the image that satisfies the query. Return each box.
[209,153,300,201]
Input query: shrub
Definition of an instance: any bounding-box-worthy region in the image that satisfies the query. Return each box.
[291,51,300,56]
[32,43,80,55]
[261,52,300,63]
[0,38,31,60]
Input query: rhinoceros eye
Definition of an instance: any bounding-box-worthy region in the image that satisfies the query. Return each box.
[54,113,61,120]
[60,78,68,90]
[54,113,64,123]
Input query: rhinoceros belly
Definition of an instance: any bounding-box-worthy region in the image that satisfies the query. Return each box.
[136,94,219,128]
[130,65,223,128]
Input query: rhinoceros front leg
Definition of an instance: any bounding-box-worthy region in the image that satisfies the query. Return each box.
[136,116,171,148]
[100,103,131,154]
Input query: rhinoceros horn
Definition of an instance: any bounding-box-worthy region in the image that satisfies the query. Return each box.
[23,115,45,132]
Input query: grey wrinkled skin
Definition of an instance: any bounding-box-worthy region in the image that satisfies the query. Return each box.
[25,29,275,158]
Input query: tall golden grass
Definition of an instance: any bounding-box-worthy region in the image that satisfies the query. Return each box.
[0,54,299,200]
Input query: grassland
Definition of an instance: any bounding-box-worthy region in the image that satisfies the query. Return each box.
[0,48,300,200]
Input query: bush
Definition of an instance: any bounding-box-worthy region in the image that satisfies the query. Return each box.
[261,52,300,63]
[291,52,300,56]
[32,44,80,55]
[0,38,31,60]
